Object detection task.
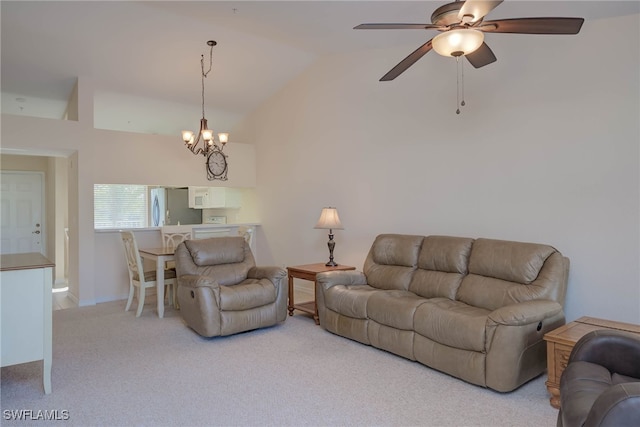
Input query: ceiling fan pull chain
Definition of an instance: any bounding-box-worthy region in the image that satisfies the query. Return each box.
[456,56,461,115]
[460,58,466,107]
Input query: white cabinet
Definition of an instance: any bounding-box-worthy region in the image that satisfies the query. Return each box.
[188,187,242,209]
[1,253,54,394]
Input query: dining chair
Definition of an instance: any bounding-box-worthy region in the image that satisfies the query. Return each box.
[160,225,192,308]
[120,230,176,317]
[237,226,253,247]
[161,225,193,251]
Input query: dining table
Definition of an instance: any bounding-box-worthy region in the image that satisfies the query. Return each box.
[138,246,176,318]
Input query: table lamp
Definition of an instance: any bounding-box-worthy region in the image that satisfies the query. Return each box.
[314,207,344,267]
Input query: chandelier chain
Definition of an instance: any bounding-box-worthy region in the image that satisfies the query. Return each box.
[200,43,214,120]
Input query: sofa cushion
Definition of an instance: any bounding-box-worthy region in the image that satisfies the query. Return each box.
[457,239,563,311]
[324,284,380,319]
[468,238,556,284]
[409,236,473,299]
[612,373,640,385]
[363,234,423,291]
[418,236,473,273]
[368,234,423,267]
[414,298,490,352]
[367,290,428,330]
[219,278,276,311]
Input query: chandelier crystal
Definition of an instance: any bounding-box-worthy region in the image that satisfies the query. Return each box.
[181,40,229,156]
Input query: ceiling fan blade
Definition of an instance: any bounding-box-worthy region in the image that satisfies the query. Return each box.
[458,0,504,23]
[465,42,497,68]
[380,39,433,81]
[354,23,442,30]
[480,17,584,34]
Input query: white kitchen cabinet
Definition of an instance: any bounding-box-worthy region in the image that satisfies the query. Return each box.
[188,187,242,209]
[1,253,54,394]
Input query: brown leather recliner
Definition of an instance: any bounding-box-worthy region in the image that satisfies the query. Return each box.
[558,329,640,427]
[174,236,287,337]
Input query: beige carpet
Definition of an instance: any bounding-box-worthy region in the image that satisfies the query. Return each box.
[1,300,558,426]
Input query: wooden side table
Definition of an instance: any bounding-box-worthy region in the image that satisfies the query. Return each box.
[544,316,640,409]
[287,263,356,324]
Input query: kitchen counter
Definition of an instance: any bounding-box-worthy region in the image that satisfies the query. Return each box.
[94,223,260,233]
[1,252,55,271]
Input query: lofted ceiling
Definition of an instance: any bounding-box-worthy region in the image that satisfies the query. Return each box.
[2,1,638,137]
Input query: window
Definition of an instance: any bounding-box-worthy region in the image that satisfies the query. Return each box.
[94,184,148,229]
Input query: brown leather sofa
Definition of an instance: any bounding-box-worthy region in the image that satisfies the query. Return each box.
[316,234,569,392]
[174,236,287,337]
[558,330,640,427]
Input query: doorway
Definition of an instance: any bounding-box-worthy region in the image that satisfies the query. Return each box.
[1,156,73,308]
[1,171,45,255]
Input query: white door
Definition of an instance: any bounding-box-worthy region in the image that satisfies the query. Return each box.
[1,171,45,255]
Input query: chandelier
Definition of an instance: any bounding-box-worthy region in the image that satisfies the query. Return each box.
[181,40,229,156]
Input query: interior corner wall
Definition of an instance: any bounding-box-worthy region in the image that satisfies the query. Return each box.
[233,14,640,323]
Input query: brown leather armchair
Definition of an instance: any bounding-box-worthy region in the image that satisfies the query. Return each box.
[174,236,287,337]
[558,329,640,427]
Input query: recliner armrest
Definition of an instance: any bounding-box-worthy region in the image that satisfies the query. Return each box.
[570,330,640,379]
[248,266,287,284]
[178,274,220,289]
[584,382,640,427]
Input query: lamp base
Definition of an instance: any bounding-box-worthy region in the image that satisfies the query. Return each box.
[325,232,338,267]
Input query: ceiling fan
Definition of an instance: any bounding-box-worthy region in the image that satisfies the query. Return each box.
[355,0,584,81]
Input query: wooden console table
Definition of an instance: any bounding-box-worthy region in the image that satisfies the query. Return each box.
[1,253,54,394]
[287,263,355,324]
[543,316,640,409]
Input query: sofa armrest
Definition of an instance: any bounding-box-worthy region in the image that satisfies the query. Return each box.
[584,382,640,427]
[484,299,566,392]
[316,270,367,291]
[178,274,220,289]
[488,299,564,327]
[570,330,640,378]
[248,266,287,285]
[316,270,368,329]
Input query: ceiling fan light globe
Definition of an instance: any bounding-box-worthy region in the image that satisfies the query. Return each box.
[432,29,484,57]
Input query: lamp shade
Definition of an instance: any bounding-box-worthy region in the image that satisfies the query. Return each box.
[432,28,484,57]
[314,207,343,230]
[182,130,194,144]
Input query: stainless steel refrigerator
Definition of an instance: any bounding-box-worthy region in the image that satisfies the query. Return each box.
[150,187,201,226]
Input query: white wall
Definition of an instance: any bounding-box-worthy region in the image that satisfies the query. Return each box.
[1,14,638,323]
[234,14,640,323]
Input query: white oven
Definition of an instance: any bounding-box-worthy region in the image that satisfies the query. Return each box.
[192,227,232,240]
